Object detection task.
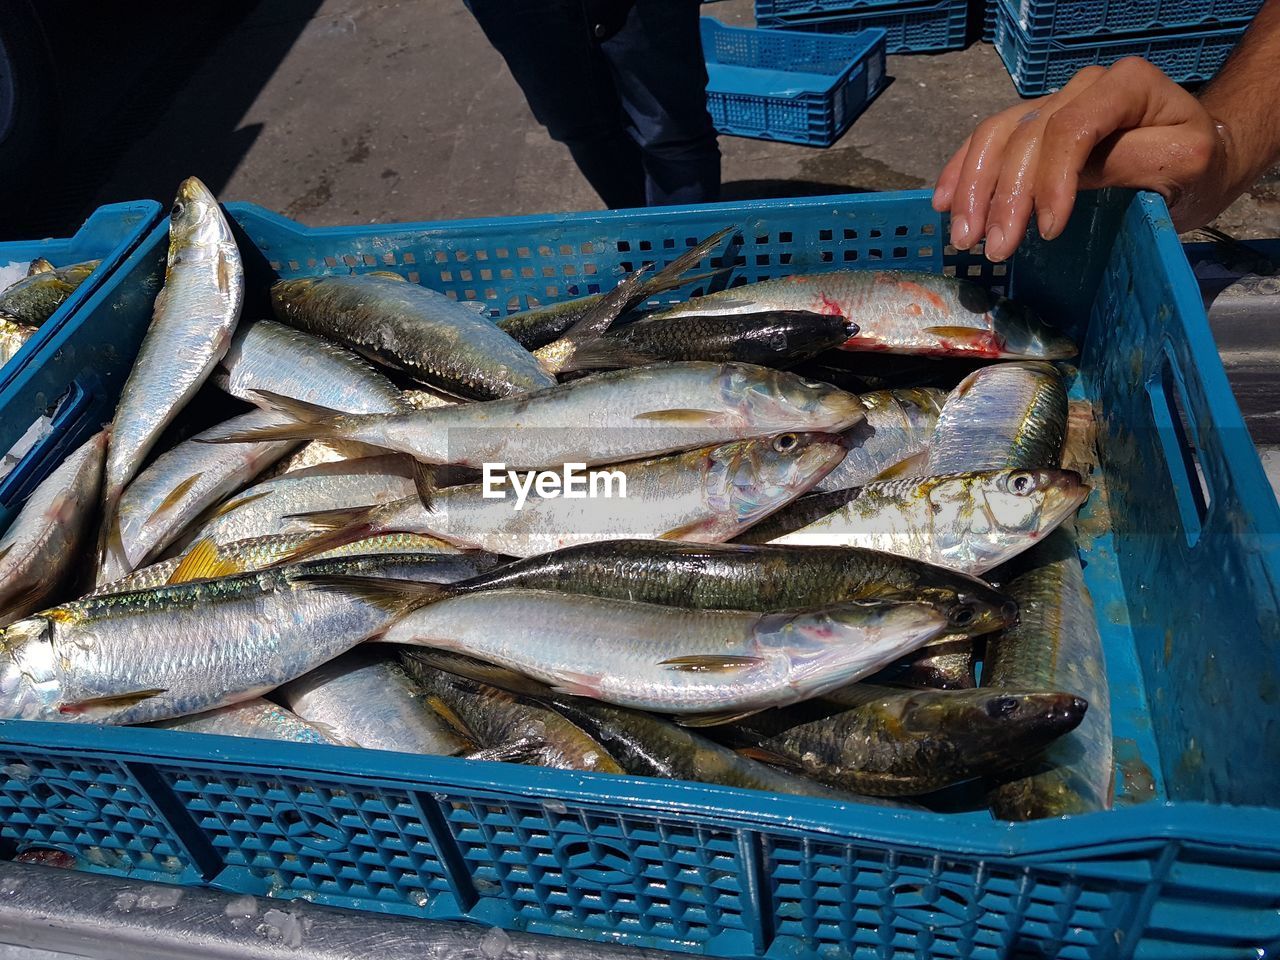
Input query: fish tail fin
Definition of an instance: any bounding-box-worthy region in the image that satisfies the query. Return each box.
[554,337,658,373]
[277,501,392,562]
[644,225,736,292]
[195,390,347,444]
[295,573,452,615]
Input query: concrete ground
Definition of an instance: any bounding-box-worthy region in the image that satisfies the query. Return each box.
[18,0,1279,239]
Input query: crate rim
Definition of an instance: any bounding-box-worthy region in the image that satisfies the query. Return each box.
[702,15,888,88]
[4,715,1280,861]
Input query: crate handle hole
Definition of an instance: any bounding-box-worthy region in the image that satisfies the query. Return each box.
[1148,352,1211,546]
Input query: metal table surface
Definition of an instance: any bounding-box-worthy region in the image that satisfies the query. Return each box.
[0,860,681,960]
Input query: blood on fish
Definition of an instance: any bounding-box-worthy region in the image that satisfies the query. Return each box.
[897,281,947,312]
[906,303,923,316]
[812,294,844,317]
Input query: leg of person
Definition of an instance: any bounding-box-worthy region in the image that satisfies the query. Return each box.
[465,0,646,208]
[600,0,721,205]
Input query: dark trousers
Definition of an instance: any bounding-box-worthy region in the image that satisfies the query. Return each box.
[466,0,721,208]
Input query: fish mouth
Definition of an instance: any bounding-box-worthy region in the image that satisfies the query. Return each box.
[177,176,215,206]
[1027,692,1090,734]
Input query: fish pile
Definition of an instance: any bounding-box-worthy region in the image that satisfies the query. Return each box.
[0,177,1114,822]
[0,257,102,366]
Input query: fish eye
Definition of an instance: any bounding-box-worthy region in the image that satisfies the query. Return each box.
[949,604,976,627]
[772,433,799,453]
[986,697,1020,718]
[1009,471,1035,495]
[171,201,186,220]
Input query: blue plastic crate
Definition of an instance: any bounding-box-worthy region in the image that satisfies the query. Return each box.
[1003,0,1260,43]
[993,0,1245,95]
[983,0,997,39]
[2,189,1280,958]
[0,201,160,532]
[757,0,969,54]
[700,18,887,146]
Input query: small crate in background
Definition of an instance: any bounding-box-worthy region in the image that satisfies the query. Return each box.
[992,0,1245,95]
[1003,0,1260,42]
[0,201,160,534]
[756,0,970,54]
[701,18,888,146]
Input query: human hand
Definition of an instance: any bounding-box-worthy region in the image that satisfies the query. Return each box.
[931,58,1241,262]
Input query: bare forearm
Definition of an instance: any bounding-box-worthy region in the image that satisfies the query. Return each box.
[1199,0,1280,192]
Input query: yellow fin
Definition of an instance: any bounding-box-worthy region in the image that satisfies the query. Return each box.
[659,655,763,673]
[58,688,166,716]
[167,539,242,585]
[208,489,272,520]
[145,473,203,525]
[368,271,408,282]
[424,694,479,748]
[658,518,714,542]
[923,325,996,348]
[633,409,722,424]
[675,707,765,728]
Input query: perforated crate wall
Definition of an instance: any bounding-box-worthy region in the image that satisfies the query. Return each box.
[756,0,969,54]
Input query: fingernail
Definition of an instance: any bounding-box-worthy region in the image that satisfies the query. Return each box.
[951,215,970,249]
[1039,210,1057,239]
[985,224,1006,262]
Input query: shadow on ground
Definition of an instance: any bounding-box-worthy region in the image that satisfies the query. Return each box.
[9,0,323,236]
[721,179,872,201]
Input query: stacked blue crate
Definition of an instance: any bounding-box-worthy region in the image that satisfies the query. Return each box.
[989,0,1260,95]
[755,0,969,54]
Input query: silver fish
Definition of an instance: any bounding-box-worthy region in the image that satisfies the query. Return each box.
[186,455,421,548]
[153,698,348,745]
[92,534,494,596]
[816,388,945,492]
[296,432,846,557]
[984,526,1113,819]
[217,319,408,415]
[0,555,475,725]
[279,649,467,755]
[270,274,555,400]
[926,362,1067,473]
[0,431,107,625]
[103,177,244,513]
[202,362,866,470]
[369,586,949,716]
[101,410,299,584]
[770,469,1089,575]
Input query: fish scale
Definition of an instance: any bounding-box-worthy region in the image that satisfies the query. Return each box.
[926,362,1068,473]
